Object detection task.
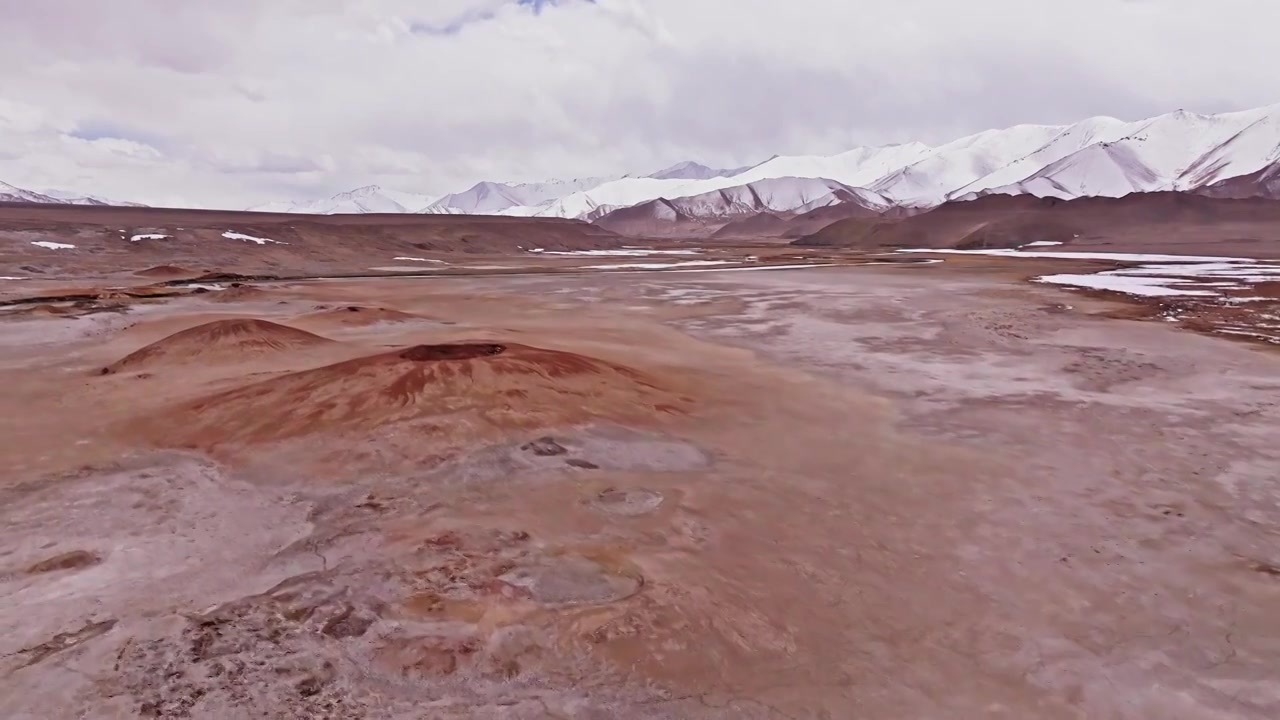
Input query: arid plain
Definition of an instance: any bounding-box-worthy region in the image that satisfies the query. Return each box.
[1,205,1279,719]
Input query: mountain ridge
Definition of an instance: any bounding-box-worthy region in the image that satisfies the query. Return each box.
[10,103,1280,223]
[245,103,1280,224]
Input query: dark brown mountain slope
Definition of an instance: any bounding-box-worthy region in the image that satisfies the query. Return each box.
[1197,161,1280,200]
[795,193,1280,257]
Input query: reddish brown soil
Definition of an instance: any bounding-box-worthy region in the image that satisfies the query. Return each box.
[4,208,1280,718]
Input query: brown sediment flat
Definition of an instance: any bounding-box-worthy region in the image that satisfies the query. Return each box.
[2,228,1280,718]
[0,202,623,278]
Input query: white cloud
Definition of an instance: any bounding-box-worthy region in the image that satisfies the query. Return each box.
[0,0,1276,208]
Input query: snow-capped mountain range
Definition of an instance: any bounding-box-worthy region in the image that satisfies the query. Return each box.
[4,104,1278,217]
[0,180,145,207]
[245,103,1280,221]
[246,162,745,216]
[249,186,441,215]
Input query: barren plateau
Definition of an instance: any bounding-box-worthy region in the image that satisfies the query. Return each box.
[1,203,1279,719]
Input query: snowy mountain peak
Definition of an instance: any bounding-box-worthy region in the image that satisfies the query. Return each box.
[247,102,1280,223]
[0,181,57,204]
[648,161,738,181]
[250,186,439,214]
[1,181,144,207]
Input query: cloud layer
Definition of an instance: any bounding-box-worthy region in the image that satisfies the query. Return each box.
[1,0,1277,208]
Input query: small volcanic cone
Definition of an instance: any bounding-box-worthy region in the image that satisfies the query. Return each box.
[104,318,333,373]
[140,341,688,446]
[29,304,75,316]
[134,265,194,278]
[303,305,420,325]
[206,285,269,303]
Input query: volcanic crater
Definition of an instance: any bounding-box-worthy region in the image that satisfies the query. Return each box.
[132,340,688,448]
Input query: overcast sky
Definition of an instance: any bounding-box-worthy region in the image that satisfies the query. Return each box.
[1,0,1277,208]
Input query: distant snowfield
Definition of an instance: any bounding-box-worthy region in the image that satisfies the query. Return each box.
[222,230,283,245]
[1044,261,1280,297]
[898,246,1280,300]
[30,241,75,250]
[897,248,1250,263]
[392,256,446,263]
[130,233,171,242]
[1110,262,1280,281]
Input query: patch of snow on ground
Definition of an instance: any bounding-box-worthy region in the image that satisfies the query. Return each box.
[1017,252,1280,303]
[0,276,29,280]
[1021,241,1064,248]
[392,257,446,263]
[30,241,75,250]
[222,230,283,245]
[898,248,1253,263]
[1035,274,1217,297]
[130,233,171,242]
[1109,262,1280,278]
